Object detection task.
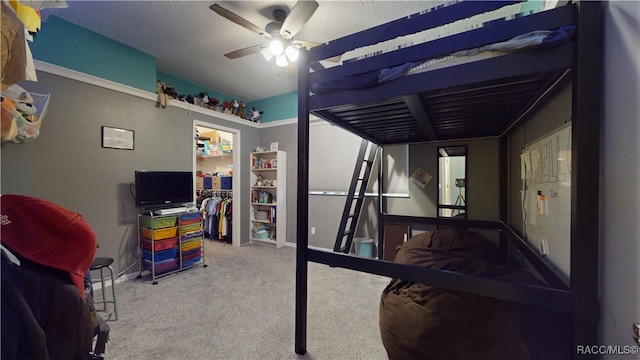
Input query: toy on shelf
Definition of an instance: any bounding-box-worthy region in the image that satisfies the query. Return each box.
[237,101,246,119]
[250,107,263,122]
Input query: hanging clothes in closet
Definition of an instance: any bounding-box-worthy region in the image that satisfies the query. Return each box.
[199,191,232,243]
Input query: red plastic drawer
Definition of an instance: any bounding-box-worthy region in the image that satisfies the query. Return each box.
[141,237,177,252]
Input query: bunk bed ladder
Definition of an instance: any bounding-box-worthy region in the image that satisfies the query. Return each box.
[333,139,379,254]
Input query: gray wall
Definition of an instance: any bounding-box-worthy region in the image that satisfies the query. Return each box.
[1,71,260,276]
[259,121,369,251]
[387,138,500,221]
[297,125,499,251]
[600,0,639,353]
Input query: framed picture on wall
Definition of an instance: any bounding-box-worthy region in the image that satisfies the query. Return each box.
[102,126,134,150]
[410,168,432,188]
[270,142,279,151]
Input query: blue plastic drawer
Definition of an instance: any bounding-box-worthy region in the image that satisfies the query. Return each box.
[221,176,232,190]
[142,247,177,262]
[203,176,212,189]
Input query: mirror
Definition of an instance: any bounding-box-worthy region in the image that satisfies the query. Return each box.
[437,146,467,218]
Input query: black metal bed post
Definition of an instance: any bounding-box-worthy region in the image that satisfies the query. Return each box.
[572,0,602,352]
[295,48,310,355]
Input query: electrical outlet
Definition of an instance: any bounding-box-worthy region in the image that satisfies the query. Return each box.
[311,227,316,235]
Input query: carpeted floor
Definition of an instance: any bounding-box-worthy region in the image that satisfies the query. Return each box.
[98,240,391,360]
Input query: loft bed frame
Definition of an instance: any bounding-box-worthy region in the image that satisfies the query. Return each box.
[295,1,601,357]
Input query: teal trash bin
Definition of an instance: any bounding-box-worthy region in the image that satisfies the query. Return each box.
[354,238,374,258]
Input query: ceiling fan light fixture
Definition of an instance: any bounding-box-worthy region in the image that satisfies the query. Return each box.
[211,1,321,72]
[270,39,284,56]
[285,45,299,62]
[276,54,288,67]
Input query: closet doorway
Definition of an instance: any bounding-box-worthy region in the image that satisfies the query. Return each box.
[193,120,241,247]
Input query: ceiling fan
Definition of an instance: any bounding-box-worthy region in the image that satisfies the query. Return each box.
[209,1,322,71]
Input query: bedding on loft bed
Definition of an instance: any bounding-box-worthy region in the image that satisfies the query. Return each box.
[304,3,577,144]
[310,26,575,94]
[379,228,572,359]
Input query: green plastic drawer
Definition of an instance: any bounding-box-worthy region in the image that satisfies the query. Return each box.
[181,222,201,232]
[140,215,177,229]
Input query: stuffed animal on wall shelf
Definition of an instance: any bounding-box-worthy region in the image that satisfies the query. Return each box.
[222,101,232,114]
[207,97,219,110]
[237,101,247,119]
[250,107,263,122]
[231,99,240,116]
[156,80,170,108]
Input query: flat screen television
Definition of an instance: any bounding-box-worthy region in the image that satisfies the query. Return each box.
[134,171,193,208]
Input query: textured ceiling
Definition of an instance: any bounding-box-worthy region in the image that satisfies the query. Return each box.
[41,1,439,101]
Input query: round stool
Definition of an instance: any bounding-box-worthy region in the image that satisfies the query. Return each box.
[90,257,119,321]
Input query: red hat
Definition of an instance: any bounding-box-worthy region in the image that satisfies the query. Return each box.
[1,194,96,300]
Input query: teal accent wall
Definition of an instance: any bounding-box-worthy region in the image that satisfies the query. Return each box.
[30,15,294,122]
[30,16,157,92]
[519,0,545,15]
[250,92,297,123]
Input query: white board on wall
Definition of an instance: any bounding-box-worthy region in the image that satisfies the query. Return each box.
[522,122,571,281]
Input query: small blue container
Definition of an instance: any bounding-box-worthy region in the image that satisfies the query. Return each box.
[221,176,232,190]
[203,176,212,189]
[354,238,374,258]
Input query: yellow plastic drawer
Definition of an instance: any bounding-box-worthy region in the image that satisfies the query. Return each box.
[181,222,201,232]
[181,238,202,252]
[141,226,178,240]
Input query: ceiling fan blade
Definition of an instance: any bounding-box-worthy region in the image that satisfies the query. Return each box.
[210,4,271,39]
[280,0,318,39]
[224,44,268,59]
[292,40,320,50]
[293,40,342,63]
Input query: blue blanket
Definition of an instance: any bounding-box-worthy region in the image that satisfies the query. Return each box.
[310,26,575,94]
